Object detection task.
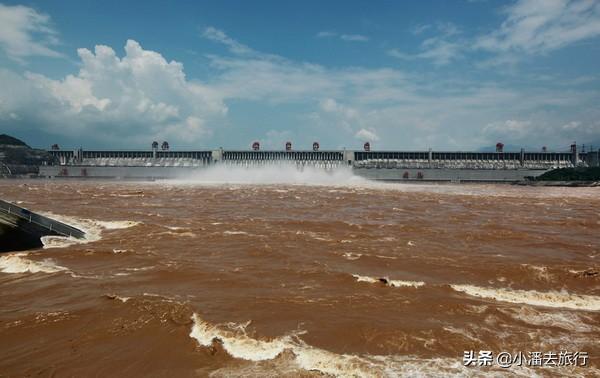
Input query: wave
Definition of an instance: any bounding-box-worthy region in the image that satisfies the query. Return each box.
[0,253,68,274]
[342,252,362,260]
[157,231,197,238]
[295,230,332,241]
[500,306,596,332]
[190,313,383,375]
[104,293,131,303]
[95,220,140,230]
[223,231,249,236]
[189,313,544,377]
[352,274,425,288]
[38,212,139,249]
[450,284,600,311]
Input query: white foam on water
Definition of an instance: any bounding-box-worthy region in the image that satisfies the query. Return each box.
[104,293,131,303]
[164,226,186,231]
[157,231,197,238]
[189,314,381,376]
[124,266,155,272]
[223,231,249,236]
[521,264,553,282]
[38,212,140,249]
[190,313,292,361]
[342,252,362,260]
[374,255,398,260]
[352,274,425,288]
[175,164,367,186]
[189,314,546,377]
[0,253,68,274]
[501,306,596,332]
[295,230,332,241]
[450,284,600,311]
[95,220,140,230]
[352,274,378,283]
[388,279,425,288]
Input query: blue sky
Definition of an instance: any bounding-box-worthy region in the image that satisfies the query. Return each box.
[0,0,599,151]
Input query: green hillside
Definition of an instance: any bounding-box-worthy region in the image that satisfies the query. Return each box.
[536,167,600,181]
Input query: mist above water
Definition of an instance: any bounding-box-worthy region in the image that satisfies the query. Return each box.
[176,164,367,186]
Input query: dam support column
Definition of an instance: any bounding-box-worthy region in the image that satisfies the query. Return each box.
[571,143,578,166]
[344,149,355,166]
[74,148,83,164]
[520,148,524,167]
[428,148,432,168]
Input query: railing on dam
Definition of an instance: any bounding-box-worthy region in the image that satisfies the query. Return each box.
[219,151,346,169]
[49,149,213,167]
[353,151,583,169]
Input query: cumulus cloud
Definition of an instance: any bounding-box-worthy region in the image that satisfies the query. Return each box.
[0,3,62,61]
[0,40,225,146]
[476,0,600,54]
[355,128,379,142]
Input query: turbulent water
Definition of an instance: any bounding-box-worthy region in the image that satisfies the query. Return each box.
[1,174,599,377]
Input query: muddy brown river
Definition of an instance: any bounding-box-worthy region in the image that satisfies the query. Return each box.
[0,178,599,377]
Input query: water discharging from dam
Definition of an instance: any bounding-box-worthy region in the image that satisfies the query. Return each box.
[178,164,367,186]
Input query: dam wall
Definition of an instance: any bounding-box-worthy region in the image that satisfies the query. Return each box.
[355,167,549,182]
[39,147,599,182]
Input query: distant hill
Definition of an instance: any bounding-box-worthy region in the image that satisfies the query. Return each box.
[0,134,29,147]
[0,134,52,175]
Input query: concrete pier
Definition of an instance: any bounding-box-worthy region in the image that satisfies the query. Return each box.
[0,199,85,252]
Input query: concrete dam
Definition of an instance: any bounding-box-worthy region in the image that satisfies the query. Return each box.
[39,143,599,182]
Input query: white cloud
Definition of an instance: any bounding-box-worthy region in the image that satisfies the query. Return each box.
[316,31,369,42]
[0,40,226,146]
[1,26,599,150]
[411,24,432,35]
[396,2,600,66]
[476,0,600,54]
[483,119,532,139]
[202,26,254,55]
[482,117,600,147]
[340,34,369,42]
[316,31,337,38]
[262,129,294,149]
[0,3,62,61]
[355,128,379,142]
[388,22,463,65]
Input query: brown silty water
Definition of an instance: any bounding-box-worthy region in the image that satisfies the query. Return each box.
[0,177,599,377]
